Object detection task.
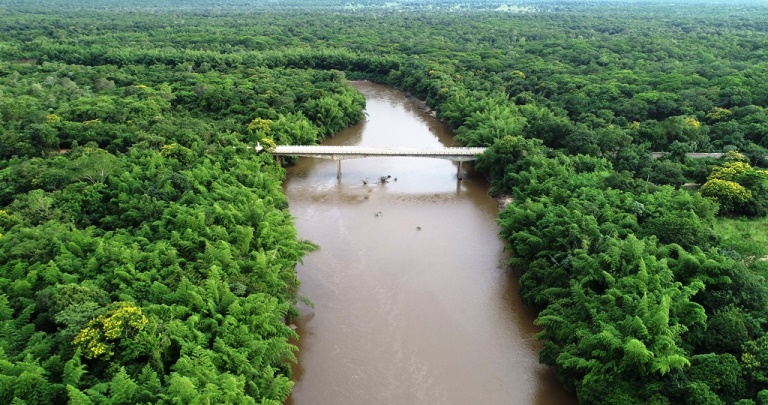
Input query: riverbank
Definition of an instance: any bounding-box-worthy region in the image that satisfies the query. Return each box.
[497,195,514,211]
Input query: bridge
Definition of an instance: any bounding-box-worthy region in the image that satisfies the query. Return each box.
[650,152,725,159]
[256,145,487,179]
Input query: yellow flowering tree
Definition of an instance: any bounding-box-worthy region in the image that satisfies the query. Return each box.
[706,107,732,123]
[700,151,768,216]
[74,302,149,359]
[260,137,278,152]
[248,117,272,134]
[248,117,273,145]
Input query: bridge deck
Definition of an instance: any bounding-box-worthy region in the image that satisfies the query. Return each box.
[650,152,725,159]
[258,145,487,161]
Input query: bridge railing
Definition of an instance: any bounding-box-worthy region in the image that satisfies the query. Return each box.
[256,145,487,160]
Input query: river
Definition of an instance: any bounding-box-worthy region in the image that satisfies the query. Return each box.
[284,82,576,405]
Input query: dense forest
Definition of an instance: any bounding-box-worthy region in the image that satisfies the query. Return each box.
[2,0,768,403]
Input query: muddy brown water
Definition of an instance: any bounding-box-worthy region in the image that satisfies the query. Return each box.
[284,82,577,405]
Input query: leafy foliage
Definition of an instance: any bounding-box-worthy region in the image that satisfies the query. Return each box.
[0,10,366,402]
[495,142,767,403]
[3,1,768,404]
[701,151,768,216]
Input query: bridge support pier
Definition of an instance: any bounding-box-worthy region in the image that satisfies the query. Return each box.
[457,161,463,180]
[337,160,341,179]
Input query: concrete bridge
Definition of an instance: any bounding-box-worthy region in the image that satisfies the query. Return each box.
[256,145,487,179]
[650,152,725,159]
